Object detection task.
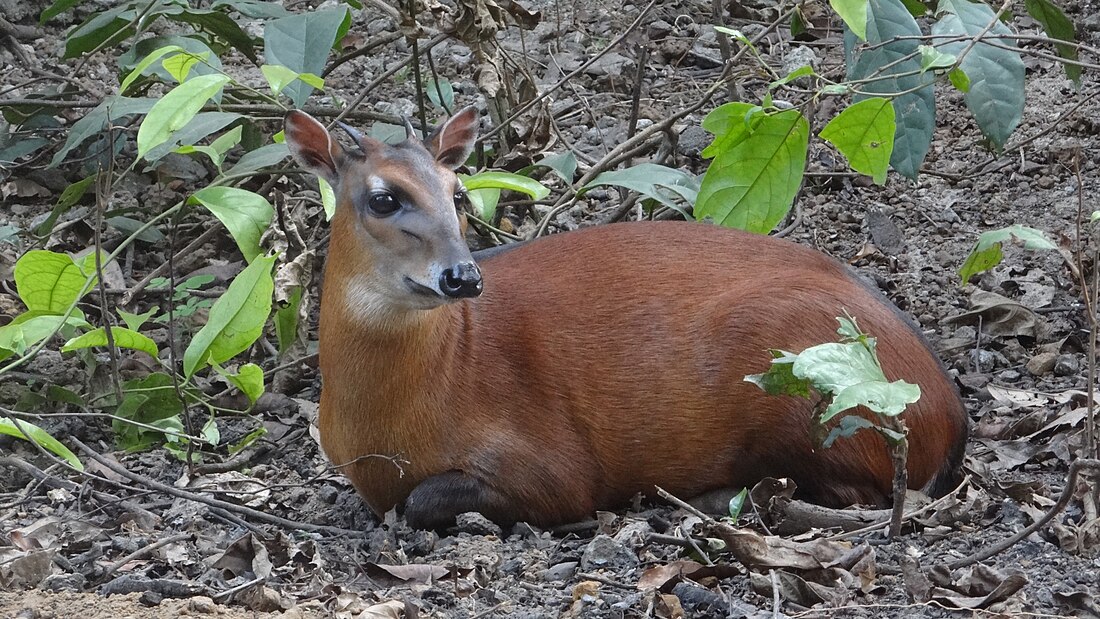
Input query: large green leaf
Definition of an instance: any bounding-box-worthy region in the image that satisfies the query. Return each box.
[695,110,808,233]
[14,250,97,313]
[188,187,274,263]
[183,255,276,378]
[933,0,1025,150]
[51,97,156,167]
[0,312,91,357]
[700,102,759,159]
[144,111,242,163]
[825,380,921,420]
[118,36,222,85]
[844,0,934,180]
[462,171,551,200]
[819,97,896,185]
[62,326,159,358]
[263,9,348,107]
[137,74,231,159]
[0,417,83,470]
[1024,0,1079,84]
[213,362,265,405]
[958,225,1057,284]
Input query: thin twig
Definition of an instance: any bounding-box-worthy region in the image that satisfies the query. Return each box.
[101,533,194,578]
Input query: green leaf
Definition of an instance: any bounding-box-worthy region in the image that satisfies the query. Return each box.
[213,362,265,405]
[426,77,455,110]
[745,350,813,398]
[462,171,551,200]
[319,177,337,221]
[35,174,96,237]
[120,45,187,94]
[819,97,896,185]
[183,255,276,378]
[51,96,155,167]
[229,426,268,454]
[467,188,501,221]
[137,74,231,160]
[728,488,748,520]
[274,286,302,354]
[189,187,274,263]
[768,65,816,90]
[824,379,920,421]
[158,6,259,63]
[63,5,135,58]
[62,326,159,358]
[917,45,956,72]
[118,36,221,85]
[202,415,220,446]
[830,0,869,40]
[959,225,1056,283]
[261,65,301,95]
[844,0,934,181]
[0,312,90,357]
[0,417,83,471]
[792,341,886,395]
[227,142,290,176]
[933,0,1025,150]
[695,110,808,233]
[822,416,877,448]
[264,9,349,107]
[948,67,971,92]
[700,102,758,159]
[144,111,242,163]
[584,163,700,217]
[161,51,207,83]
[118,307,158,331]
[212,0,291,19]
[1025,0,1080,83]
[14,250,97,313]
[533,151,578,182]
[40,0,81,24]
[176,125,243,168]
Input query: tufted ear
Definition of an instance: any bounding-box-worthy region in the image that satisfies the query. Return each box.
[425,106,479,169]
[284,110,345,185]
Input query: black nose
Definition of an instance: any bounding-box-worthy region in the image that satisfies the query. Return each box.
[439,262,483,298]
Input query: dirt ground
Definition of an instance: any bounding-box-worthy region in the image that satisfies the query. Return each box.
[2,0,1100,617]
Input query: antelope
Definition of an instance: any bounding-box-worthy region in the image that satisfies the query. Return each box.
[283,107,968,529]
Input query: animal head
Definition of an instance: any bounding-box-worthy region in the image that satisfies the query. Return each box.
[284,108,483,318]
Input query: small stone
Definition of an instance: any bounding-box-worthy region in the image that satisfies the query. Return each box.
[1026,351,1057,376]
[1036,175,1056,189]
[138,591,163,607]
[647,19,673,39]
[184,597,218,614]
[1054,354,1080,377]
[452,512,502,537]
[541,561,579,581]
[866,209,905,255]
[672,581,727,614]
[42,572,86,592]
[781,46,818,81]
[580,534,637,572]
[676,125,711,157]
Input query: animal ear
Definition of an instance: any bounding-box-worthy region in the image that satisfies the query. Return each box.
[426,106,479,169]
[284,110,344,185]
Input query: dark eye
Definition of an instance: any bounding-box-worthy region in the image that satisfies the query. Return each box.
[368,193,400,216]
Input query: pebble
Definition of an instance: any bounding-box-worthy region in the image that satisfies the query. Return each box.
[541,561,579,581]
[580,534,637,571]
[452,512,502,537]
[1053,354,1080,377]
[1026,351,1057,376]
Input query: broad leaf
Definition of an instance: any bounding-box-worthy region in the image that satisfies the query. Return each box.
[14,250,97,313]
[144,111,242,163]
[120,45,187,94]
[819,97,895,185]
[1025,0,1080,84]
[213,362,265,405]
[319,177,337,220]
[159,6,258,63]
[824,379,921,421]
[62,326,159,358]
[274,286,302,354]
[0,312,91,357]
[745,350,812,398]
[227,142,290,176]
[700,102,758,159]
[792,341,886,395]
[959,225,1056,284]
[117,36,221,85]
[426,77,455,110]
[695,110,808,232]
[917,45,955,72]
[264,9,348,107]
[183,255,276,378]
[189,187,274,263]
[261,65,301,95]
[0,417,83,470]
[137,74,231,159]
[63,4,135,58]
[533,151,578,182]
[844,0,935,180]
[933,0,1025,150]
[830,0,869,40]
[584,163,700,217]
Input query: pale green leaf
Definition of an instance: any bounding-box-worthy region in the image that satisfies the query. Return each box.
[260,64,301,96]
[120,45,185,94]
[583,163,700,216]
[959,225,1056,283]
[14,250,97,313]
[823,379,921,421]
[137,73,231,159]
[319,177,336,221]
[161,51,207,83]
[189,187,274,263]
[263,9,348,107]
[62,326,159,358]
[213,362,265,405]
[948,67,971,92]
[918,45,955,72]
[0,417,83,470]
[830,0,869,40]
[819,97,896,184]
[462,171,551,200]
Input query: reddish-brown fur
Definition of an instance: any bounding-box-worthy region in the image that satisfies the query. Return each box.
[286,109,968,528]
